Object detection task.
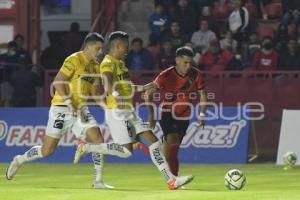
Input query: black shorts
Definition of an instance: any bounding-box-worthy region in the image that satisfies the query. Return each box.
[159,112,190,137]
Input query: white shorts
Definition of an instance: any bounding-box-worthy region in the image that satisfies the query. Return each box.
[46,105,98,139]
[105,109,150,145]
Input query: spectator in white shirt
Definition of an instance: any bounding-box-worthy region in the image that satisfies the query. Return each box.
[220,31,238,53]
[190,19,217,53]
[227,0,249,52]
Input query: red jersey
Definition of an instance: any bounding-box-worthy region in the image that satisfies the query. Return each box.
[250,50,278,71]
[199,49,234,71]
[154,66,205,117]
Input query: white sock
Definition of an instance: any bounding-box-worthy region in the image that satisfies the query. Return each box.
[92,153,104,182]
[18,146,43,164]
[149,141,175,182]
[85,143,132,158]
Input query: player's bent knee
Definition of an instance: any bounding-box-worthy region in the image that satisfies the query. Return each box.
[138,131,159,147]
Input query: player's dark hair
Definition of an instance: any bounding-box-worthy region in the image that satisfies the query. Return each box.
[108,31,129,43]
[83,32,104,46]
[176,46,194,57]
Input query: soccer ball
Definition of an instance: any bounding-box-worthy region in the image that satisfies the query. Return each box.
[224,169,246,190]
[283,152,297,166]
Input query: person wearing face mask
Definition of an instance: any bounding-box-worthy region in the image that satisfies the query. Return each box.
[14,34,32,64]
[250,36,278,71]
[10,55,41,107]
[0,41,19,106]
[0,41,19,81]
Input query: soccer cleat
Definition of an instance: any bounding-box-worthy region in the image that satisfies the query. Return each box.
[6,155,22,180]
[92,181,115,189]
[167,175,194,190]
[73,143,87,164]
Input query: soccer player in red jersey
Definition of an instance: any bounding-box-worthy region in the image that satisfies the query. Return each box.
[145,46,207,176]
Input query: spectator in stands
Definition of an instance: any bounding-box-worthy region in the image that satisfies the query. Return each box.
[281,0,300,26]
[275,23,289,55]
[251,36,278,71]
[61,22,83,58]
[156,39,175,70]
[244,32,261,67]
[10,56,41,107]
[41,38,65,69]
[163,21,188,50]
[278,38,300,70]
[0,41,20,82]
[220,31,238,53]
[154,0,176,16]
[198,0,217,13]
[148,3,169,42]
[172,0,197,39]
[147,35,161,65]
[295,23,300,45]
[14,34,32,64]
[252,0,272,19]
[200,6,220,38]
[199,40,234,71]
[227,0,249,50]
[190,19,217,53]
[126,38,154,70]
[0,41,31,107]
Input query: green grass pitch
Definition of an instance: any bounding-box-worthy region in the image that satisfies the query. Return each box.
[0,163,299,200]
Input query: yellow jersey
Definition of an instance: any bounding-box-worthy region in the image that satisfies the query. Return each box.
[51,51,99,108]
[99,54,132,109]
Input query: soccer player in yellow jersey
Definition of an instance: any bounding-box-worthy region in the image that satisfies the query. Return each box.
[74,31,194,190]
[6,33,131,189]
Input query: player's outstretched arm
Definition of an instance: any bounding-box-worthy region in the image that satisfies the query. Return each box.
[132,82,157,93]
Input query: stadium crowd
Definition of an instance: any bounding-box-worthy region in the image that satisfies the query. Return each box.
[145,0,300,71]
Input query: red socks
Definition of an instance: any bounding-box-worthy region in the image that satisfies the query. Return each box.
[168,144,180,176]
